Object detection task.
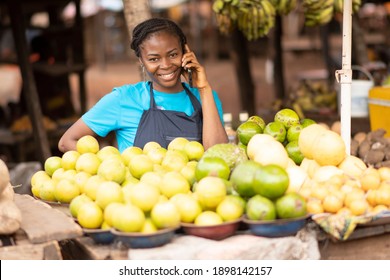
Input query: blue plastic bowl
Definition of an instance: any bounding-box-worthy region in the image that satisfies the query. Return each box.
[111,227,178,248]
[243,215,310,238]
[83,228,115,244]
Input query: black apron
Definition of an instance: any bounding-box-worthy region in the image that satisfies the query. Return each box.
[133,82,203,149]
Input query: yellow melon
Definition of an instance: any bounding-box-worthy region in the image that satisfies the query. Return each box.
[312,130,346,166]
[298,124,327,159]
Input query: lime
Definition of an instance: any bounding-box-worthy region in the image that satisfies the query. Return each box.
[216,195,245,221]
[246,194,276,221]
[263,121,286,143]
[275,192,307,219]
[300,118,316,128]
[274,108,300,129]
[236,121,263,145]
[202,143,248,169]
[285,140,304,165]
[286,124,303,143]
[230,160,262,198]
[44,156,62,177]
[195,157,230,181]
[76,135,100,154]
[253,164,289,200]
[247,115,266,131]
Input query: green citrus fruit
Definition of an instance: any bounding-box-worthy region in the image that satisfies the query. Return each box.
[247,115,266,131]
[97,145,120,162]
[246,194,276,221]
[150,201,181,229]
[253,164,289,200]
[76,135,100,154]
[300,118,316,128]
[230,160,262,198]
[97,157,127,184]
[195,157,230,181]
[236,121,263,145]
[112,203,145,232]
[194,211,223,226]
[263,121,287,143]
[285,140,304,165]
[286,124,303,143]
[274,108,300,129]
[44,156,62,177]
[95,181,124,210]
[195,176,227,210]
[275,192,307,219]
[69,193,93,218]
[216,195,245,221]
[77,201,104,229]
[61,151,80,170]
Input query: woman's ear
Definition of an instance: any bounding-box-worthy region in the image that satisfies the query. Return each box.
[138,58,143,67]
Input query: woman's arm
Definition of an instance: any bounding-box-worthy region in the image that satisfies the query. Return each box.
[58,119,97,152]
[181,44,228,149]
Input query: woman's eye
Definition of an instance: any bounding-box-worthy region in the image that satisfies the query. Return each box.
[149,58,158,62]
[170,53,178,58]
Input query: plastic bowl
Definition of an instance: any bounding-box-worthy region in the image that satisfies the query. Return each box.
[243,215,310,238]
[181,218,242,240]
[83,228,115,244]
[111,227,179,248]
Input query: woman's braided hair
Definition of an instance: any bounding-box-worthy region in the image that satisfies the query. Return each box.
[130,18,187,58]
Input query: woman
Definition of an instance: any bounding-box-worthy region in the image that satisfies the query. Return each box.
[58,18,228,153]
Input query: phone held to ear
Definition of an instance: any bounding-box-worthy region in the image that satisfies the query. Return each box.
[188,68,192,88]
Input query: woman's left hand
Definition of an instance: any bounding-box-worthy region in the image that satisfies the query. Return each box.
[181,44,210,90]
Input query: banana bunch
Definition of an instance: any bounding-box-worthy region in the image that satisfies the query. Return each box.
[303,0,334,27]
[212,0,276,40]
[334,0,362,14]
[289,81,338,112]
[212,0,241,35]
[270,0,298,15]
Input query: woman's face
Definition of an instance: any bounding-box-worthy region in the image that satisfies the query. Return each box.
[139,32,184,93]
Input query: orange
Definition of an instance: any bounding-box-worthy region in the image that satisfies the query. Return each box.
[96,145,120,162]
[77,201,104,229]
[170,193,202,223]
[322,194,343,213]
[83,175,106,201]
[263,121,287,143]
[147,147,167,165]
[167,137,189,152]
[111,203,145,232]
[183,141,204,161]
[44,156,62,177]
[300,118,316,128]
[76,135,100,154]
[103,202,123,227]
[253,164,289,200]
[194,211,223,226]
[195,157,230,181]
[159,171,190,199]
[236,121,262,145]
[216,195,244,221]
[121,146,143,166]
[306,199,324,214]
[97,157,127,184]
[161,150,188,172]
[61,151,80,170]
[195,176,227,210]
[128,154,154,179]
[95,181,124,210]
[150,201,181,229]
[275,192,307,219]
[286,124,303,143]
[54,179,80,203]
[246,194,276,221]
[69,193,93,218]
[274,108,300,129]
[75,152,101,175]
[127,182,160,212]
[285,140,304,165]
[230,160,262,198]
[247,115,266,131]
[348,199,369,216]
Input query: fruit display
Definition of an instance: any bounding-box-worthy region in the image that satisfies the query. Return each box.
[0,159,22,235]
[29,107,390,242]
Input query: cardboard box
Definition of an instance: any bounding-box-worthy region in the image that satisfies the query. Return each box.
[368,86,390,137]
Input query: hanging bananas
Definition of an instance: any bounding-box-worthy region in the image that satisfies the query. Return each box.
[304,0,363,27]
[334,0,362,14]
[270,0,298,16]
[212,0,276,41]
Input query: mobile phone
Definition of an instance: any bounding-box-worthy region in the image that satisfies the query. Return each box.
[188,68,192,88]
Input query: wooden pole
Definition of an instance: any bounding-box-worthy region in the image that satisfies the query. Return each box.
[6,0,51,164]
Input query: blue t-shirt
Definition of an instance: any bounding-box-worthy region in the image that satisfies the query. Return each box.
[82,81,225,153]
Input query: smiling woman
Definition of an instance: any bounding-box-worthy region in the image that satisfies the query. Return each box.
[58,17,228,153]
